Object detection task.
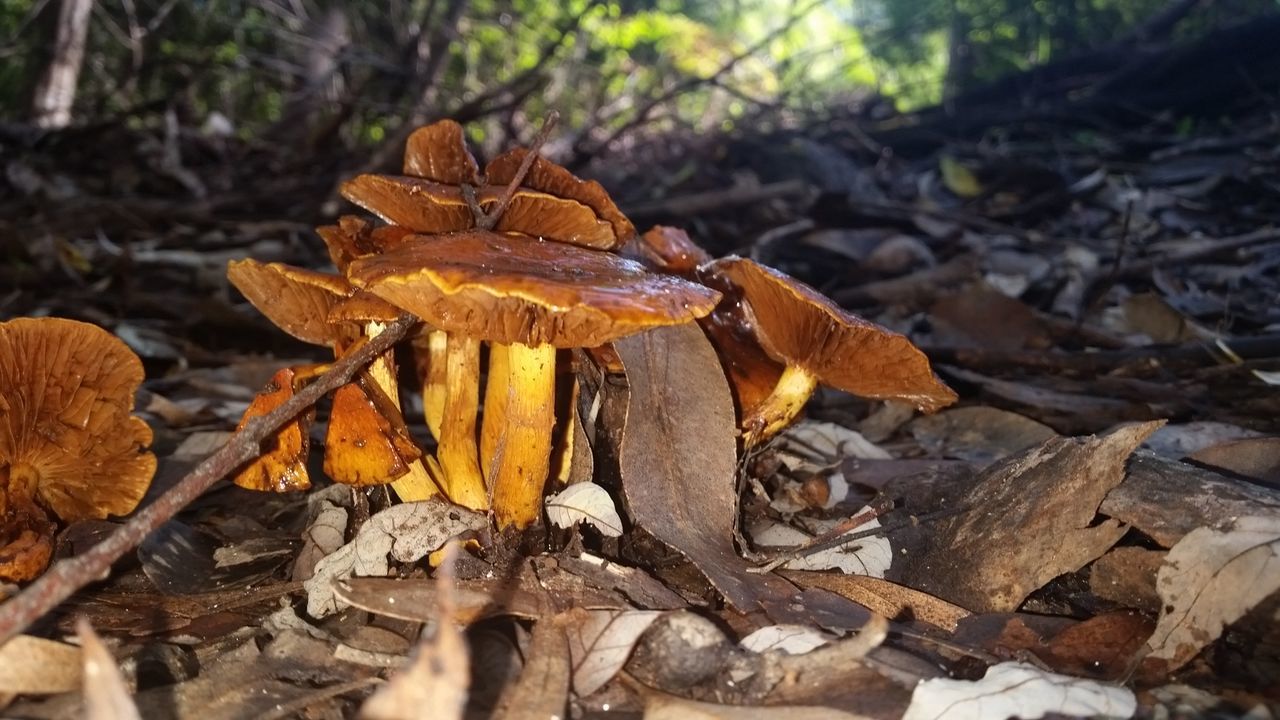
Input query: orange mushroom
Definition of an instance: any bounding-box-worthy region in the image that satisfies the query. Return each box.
[700,257,958,446]
[226,259,440,501]
[0,318,155,581]
[348,231,722,528]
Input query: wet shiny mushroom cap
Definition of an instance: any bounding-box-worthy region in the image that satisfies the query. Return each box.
[347,231,722,348]
[705,256,958,413]
[486,148,635,248]
[340,175,616,250]
[0,317,155,524]
[403,119,481,185]
[227,259,361,347]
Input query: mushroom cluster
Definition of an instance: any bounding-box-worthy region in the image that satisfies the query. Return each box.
[228,120,721,528]
[229,120,956,530]
[0,318,156,581]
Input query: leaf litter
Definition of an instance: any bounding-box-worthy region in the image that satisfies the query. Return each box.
[4,95,1280,720]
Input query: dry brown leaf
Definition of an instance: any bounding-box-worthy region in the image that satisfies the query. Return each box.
[564,607,664,696]
[901,421,1161,612]
[78,619,142,720]
[1143,515,1280,673]
[360,614,468,720]
[491,613,571,720]
[612,324,871,627]
[0,634,82,695]
[1188,436,1280,484]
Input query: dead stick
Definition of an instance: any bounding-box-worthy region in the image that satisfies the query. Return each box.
[0,314,419,646]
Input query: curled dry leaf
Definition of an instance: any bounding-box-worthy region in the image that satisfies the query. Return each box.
[1,318,155,580]
[545,482,624,537]
[611,325,876,628]
[902,661,1136,720]
[563,607,664,696]
[305,499,487,617]
[1143,515,1280,673]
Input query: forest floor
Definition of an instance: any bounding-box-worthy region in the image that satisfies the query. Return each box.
[1,96,1278,719]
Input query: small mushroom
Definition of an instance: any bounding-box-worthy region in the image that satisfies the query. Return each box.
[226,259,440,500]
[348,231,722,528]
[701,257,958,445]
[0,318,156,581]
[230,367,314,492]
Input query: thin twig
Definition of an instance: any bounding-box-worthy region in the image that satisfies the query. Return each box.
[0,314,419,645]
[477,110,560,231]
[749,504,968,574]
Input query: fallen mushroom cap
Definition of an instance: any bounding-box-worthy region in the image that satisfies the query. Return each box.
[704,257,958,413]
[0,317,155,524]
[347,231,723,347]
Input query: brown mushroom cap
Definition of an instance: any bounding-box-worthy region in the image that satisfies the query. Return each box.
[316,216,414,272]
[348,231,722,348]
[340,175,616,249]
[705,257,958,413]
[632,225,713,275]
[486,148,635,248]
[403,120,481,185]
[227,259,359,346]
[340,176,475,236]
[0,318,155,523]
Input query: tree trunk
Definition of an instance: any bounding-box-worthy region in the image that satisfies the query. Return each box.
[30,0,95,128]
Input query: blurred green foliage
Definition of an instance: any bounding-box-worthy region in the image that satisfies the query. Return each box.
[0,0,1271,151]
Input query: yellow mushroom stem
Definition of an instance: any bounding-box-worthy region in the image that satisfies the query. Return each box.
[421,329,448,440]
[364,320,440,501]
[436,335,488,510]
[482,342,556,529]
[479,342,508,481]
[739,364,819,448]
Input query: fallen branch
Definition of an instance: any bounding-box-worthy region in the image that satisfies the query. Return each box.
[0,314,419,645]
